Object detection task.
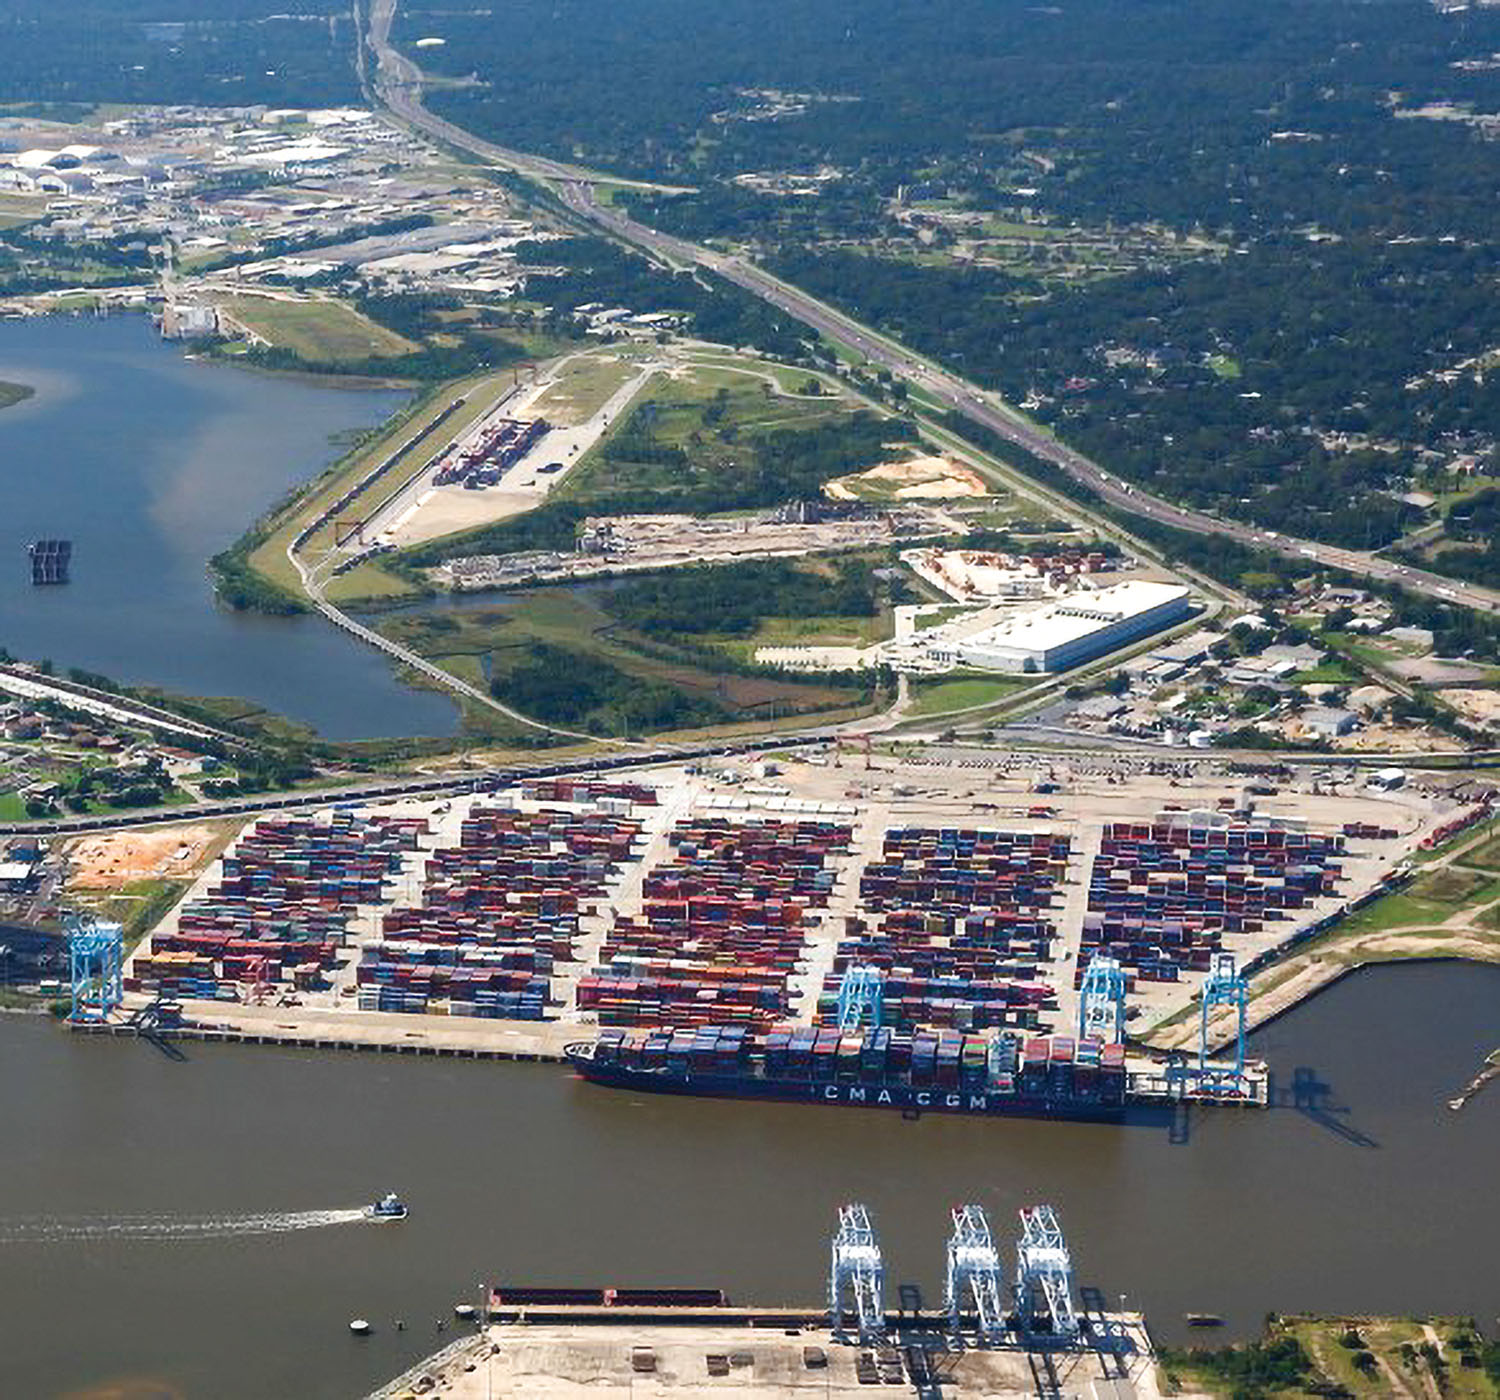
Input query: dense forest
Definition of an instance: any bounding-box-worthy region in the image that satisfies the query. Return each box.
[407,0,1500,241]
[0,0,359,107]
[1411,486,1500,589]
[490,640,728,735]
[770,239,1500,546]
[608,558,878,639]
[402,0,1500,568]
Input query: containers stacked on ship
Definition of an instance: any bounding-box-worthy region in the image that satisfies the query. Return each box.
[571,1023,1137,1119]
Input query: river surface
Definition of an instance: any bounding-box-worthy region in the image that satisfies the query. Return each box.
[0,315,457,738]
[0,960,1496,1399]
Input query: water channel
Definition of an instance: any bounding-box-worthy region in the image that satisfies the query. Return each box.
[0,315,457,739]
[0,960,1495,1399]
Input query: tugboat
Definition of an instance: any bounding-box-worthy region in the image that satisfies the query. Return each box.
[365,1193,409,1222]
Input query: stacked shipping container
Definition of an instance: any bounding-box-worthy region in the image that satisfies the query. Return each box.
[816,827,1068,1032]
[359,804,644,1019]
[131,812,428,1000]
[1079,821,1346,984]
[578,817,853,1028]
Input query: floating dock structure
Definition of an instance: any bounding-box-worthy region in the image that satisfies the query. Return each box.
[27,538,71,585]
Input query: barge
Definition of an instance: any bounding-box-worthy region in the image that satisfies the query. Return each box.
[567,1025,1264,1121]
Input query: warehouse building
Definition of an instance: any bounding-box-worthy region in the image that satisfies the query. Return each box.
[953,580,1194,674]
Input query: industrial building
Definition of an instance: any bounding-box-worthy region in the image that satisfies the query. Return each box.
[950,580,1194,674]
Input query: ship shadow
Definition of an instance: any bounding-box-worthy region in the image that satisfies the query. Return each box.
[1275,1065,1379,1148]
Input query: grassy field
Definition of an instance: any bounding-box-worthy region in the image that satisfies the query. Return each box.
[681,351,847,399]
[0,379,33,411]
[745,610,893,648]
[1460,832,1500,872]
[218,296,419,364]
[1333,864,1500,938]
[907,673,1030,717]
[1162,1315,1500,1399]
[72,878,191,953]
[556,362,864,506]
[378,585,873,736]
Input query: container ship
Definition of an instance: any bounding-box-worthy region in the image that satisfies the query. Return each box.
[567,1025,1134,1122]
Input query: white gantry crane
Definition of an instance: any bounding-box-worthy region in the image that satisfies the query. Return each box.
[944,1204,1007,1343]
[1014,1205,1080,1344]
[829,1203,886,1343]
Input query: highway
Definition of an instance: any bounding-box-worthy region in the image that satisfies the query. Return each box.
[363,0,1500,622]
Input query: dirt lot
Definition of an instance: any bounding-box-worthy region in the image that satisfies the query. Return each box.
[67,825,222,890]
[1442,688,1500,725]
[825,453,989,501]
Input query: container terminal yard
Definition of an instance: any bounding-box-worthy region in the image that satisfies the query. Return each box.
[369,1203,1172,1399]
[61,743,1449,1119]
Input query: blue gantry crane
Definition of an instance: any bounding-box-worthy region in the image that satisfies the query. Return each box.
[1077,954,1127,1044]
[68,915,124,1023]
[1198,951,1248,1094]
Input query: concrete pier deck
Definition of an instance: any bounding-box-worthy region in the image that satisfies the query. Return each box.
[368,1308,1182,1399]
[73,998,576,1061]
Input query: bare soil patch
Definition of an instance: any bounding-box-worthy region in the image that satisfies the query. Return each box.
[67,825,219,890]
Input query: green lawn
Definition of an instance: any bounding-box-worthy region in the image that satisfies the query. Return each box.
[1336,867,1500,936]
[76,878,191,952]
[218,296,419,364]
[908,673,1029,716]
[1459,833,1500,873]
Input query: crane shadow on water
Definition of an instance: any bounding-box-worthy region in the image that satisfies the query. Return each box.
[1275,1065,1379,1148]
[1164,1065,1378,1148]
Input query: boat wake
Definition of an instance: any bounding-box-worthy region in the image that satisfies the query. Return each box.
[0,1208,367,1244]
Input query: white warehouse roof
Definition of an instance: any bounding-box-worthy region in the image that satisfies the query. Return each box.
[969,580,1189,651]
[957,580,1194,674]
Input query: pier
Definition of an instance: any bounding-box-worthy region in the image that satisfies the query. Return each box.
[70,1000,571,1062]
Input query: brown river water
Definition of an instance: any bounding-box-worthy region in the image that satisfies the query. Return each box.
[0,959,1496,1399]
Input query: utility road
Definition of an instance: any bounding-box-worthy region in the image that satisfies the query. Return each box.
[364,0,1500,620]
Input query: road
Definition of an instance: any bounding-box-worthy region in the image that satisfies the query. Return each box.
[363,0,1500,621]
[286,447,617,747]
[0,665,241,747]
[365,0,691,195]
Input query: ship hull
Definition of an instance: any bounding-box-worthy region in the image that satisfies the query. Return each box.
[567,1050,1137,1124]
